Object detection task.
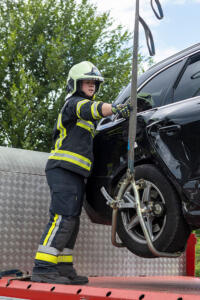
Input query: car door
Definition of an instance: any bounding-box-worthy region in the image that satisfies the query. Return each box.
[169,53,200,183]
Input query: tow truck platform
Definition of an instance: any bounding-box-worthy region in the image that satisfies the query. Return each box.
[0,276,200,300]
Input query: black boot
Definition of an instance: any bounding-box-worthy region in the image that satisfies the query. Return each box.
[57,263,88,285]
[31,266,72,285]
[31,271,72,284]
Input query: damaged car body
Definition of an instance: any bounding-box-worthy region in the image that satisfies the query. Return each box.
[85,43,200,257]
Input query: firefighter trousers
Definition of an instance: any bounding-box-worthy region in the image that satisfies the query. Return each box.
[33,167,85,273]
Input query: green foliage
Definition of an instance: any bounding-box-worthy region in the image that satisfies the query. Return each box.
[0,0,152,151]
[195,230,200,276]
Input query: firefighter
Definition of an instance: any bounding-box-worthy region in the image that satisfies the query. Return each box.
[31,61,131,285]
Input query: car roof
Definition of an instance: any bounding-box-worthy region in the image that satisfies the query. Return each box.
[139,43,200,84]
[113,43,200,105]
[149,43,200,71]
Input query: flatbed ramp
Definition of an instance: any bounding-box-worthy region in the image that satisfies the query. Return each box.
[0,276,200,300]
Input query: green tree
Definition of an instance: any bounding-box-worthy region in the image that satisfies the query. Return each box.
[195,230,200,276]
[0,0,151,151]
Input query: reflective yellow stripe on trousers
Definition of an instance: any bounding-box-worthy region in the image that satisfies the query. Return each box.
[35,246,73,264]
[35,253,73,264]
[43,214,60,246]
[58,248,73,263]
[35,214,61,264]
[35,252,58,264]
[57,255,73,263]
[35,217,73,264]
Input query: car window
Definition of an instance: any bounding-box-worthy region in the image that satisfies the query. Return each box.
[173,55,200,102]
[139,62,181,108]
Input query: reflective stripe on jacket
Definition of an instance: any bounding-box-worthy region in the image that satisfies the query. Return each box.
[45,95,104,177]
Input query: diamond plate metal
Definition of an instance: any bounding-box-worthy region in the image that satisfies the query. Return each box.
[0,147,186,276]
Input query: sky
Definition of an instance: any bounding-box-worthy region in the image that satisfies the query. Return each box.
[88,0,200,65]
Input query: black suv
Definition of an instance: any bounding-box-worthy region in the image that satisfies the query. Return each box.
[85,43,200,258]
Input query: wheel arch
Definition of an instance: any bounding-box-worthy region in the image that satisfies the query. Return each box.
[111,158,155,191]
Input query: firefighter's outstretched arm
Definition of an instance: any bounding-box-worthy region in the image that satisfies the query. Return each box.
[101,102,132,119]
[74,100,131,121]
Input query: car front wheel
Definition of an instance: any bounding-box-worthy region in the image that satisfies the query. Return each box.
[116,164,191,258]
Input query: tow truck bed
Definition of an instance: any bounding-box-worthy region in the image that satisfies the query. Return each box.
[0,276,200,300]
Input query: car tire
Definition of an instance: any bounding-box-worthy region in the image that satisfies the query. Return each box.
[116,164,191,258]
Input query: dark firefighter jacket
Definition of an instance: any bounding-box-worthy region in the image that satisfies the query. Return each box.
[45,95,104,177]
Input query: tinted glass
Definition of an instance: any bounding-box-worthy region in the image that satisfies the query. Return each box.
[173,56,200,102]
[139,62,181,107]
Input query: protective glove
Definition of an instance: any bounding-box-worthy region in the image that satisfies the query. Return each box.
[111,103,132,119]
[137,93,154,112]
